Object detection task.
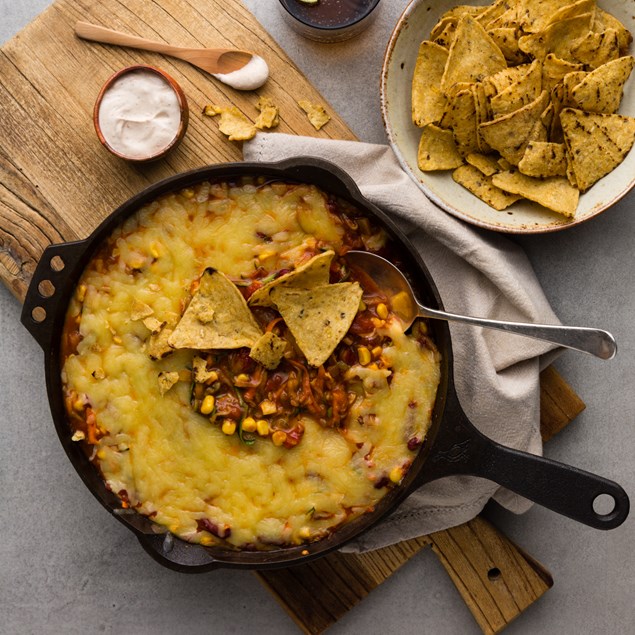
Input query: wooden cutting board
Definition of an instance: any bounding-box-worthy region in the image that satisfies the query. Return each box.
[0,1,585,633]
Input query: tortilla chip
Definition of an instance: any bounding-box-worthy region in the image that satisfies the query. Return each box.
[519,0,586,33]
[490,59,542,117]
[169,268,262,350]
[492,171,579,217]
[593,8,633,55]
[487,27,526,64]
[453,164,521,210]
[248,250,334,308]
[518,13,594,61]
[255,96,280,130]
[439,88,479,157]
[412,41,449,127]
[142,317,165,333]
[433,22,458,49]
[569,56,635,114]
[158,371,180,396]
[147,313,179,360]
[518,141,567,177]
[270,282,363,367]
[476,0,512,30]
[542,54,584,93]
[249,331,287,370]
[486,5,521,31]
[203,104,256,141]
[417,124,464,170]
[298,100,330,131]
[466,153,500,176]
[560,108,635,191]
[131,300,154,321]
[479,90,549,165]
[472,83,492,153]
[484,63,534,95]
[571,28,620,68]
[546,0,596,28]
[192,356,218,384]
[441,16,507,93]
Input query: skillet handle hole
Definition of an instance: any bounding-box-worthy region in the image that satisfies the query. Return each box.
[487,567,501,581]
[592,493,616,517]
[50,255,65,272]
[38,279,55,298]
[31,306,47,323]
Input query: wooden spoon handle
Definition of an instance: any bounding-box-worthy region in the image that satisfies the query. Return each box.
[75,21,183,57]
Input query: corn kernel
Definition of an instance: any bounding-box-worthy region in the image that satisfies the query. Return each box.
[182,188,195,199]
[97,449,107,460]
[389,466,403,484]
[150,243,161,259]
[357,346,371,366]
[298,526,311,539]
[200,536,214,546]
[242,417,257,433]
[301,549,309,556]
[368,363,379,371]
[221,420,237,435]
[260,400,277,415]
[359,299,367,311]
[376,302,389,319]
[113,335,123,345]
[256,419,270,436]
[73,397,85,412]
[235,373,250,383]
[200,395,215,415]
[271,430,287,446]
[258,249,276,261]
[71,430,85,442]
[371,346,383,359]
[391,291,412,319]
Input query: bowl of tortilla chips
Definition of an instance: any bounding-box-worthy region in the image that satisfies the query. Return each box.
[381,0,635,233]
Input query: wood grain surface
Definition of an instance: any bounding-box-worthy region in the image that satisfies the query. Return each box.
[0,1,585,633]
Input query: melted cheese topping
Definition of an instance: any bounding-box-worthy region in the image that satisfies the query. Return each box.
[62,180,441,549]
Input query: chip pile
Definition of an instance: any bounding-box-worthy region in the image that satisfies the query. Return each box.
[412,0,635,218]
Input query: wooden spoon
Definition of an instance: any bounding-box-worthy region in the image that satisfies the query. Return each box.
[75,21,253,75]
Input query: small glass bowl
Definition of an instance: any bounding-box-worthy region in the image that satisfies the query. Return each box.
[278,0,382,43]
[93,65,189,163]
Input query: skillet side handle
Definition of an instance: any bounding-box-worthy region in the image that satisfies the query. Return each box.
[21,241,88,352]
[136,533,221,573]
[475,441,630,530]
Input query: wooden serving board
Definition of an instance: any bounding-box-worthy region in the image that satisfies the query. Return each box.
[0,1,586,633]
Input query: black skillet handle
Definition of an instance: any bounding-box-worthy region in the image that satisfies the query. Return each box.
[21,240,88,352]
[417,388,630,530]
[135,533,221,573]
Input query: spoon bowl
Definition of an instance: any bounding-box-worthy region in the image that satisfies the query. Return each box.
[344,250,617,360]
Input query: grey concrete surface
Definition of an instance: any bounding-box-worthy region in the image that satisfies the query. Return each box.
[1,1,634,633]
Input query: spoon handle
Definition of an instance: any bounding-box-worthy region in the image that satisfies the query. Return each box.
[419,305,617,360]
[75,21,185,56]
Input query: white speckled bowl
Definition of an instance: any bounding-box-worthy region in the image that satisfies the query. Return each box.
[380,0,635,233]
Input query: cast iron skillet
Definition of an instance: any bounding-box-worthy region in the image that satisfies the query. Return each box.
[21,158,629,572]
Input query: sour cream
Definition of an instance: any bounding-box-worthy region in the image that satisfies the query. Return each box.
[212,54,269,91]
[97,69,184,160]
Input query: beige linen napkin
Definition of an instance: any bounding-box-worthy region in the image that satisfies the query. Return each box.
[244,133,563,552]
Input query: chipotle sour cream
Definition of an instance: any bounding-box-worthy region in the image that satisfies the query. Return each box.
[96,67,186,161]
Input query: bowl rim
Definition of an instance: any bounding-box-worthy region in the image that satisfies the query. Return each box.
[379,0,635,234]
[277,0,382,31]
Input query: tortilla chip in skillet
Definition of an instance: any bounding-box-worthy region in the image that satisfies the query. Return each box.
[249,331,287,370]
[270,282,363,367]
[569,56,635,114]
[248,250,334,308]
[440,15,507,93]
[412,41,449,127]
[560,108,635,192]
[168,268,262,350]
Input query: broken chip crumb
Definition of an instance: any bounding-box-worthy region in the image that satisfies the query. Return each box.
[255,96,280,130]
[158,371,180,396]
[203,104,256,141]
[298,100,331,130]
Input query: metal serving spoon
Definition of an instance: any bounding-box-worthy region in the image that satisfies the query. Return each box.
[344,250,617,360]
[75,22,253,75]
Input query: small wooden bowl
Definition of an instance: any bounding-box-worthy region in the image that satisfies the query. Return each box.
[93,65,189,162]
